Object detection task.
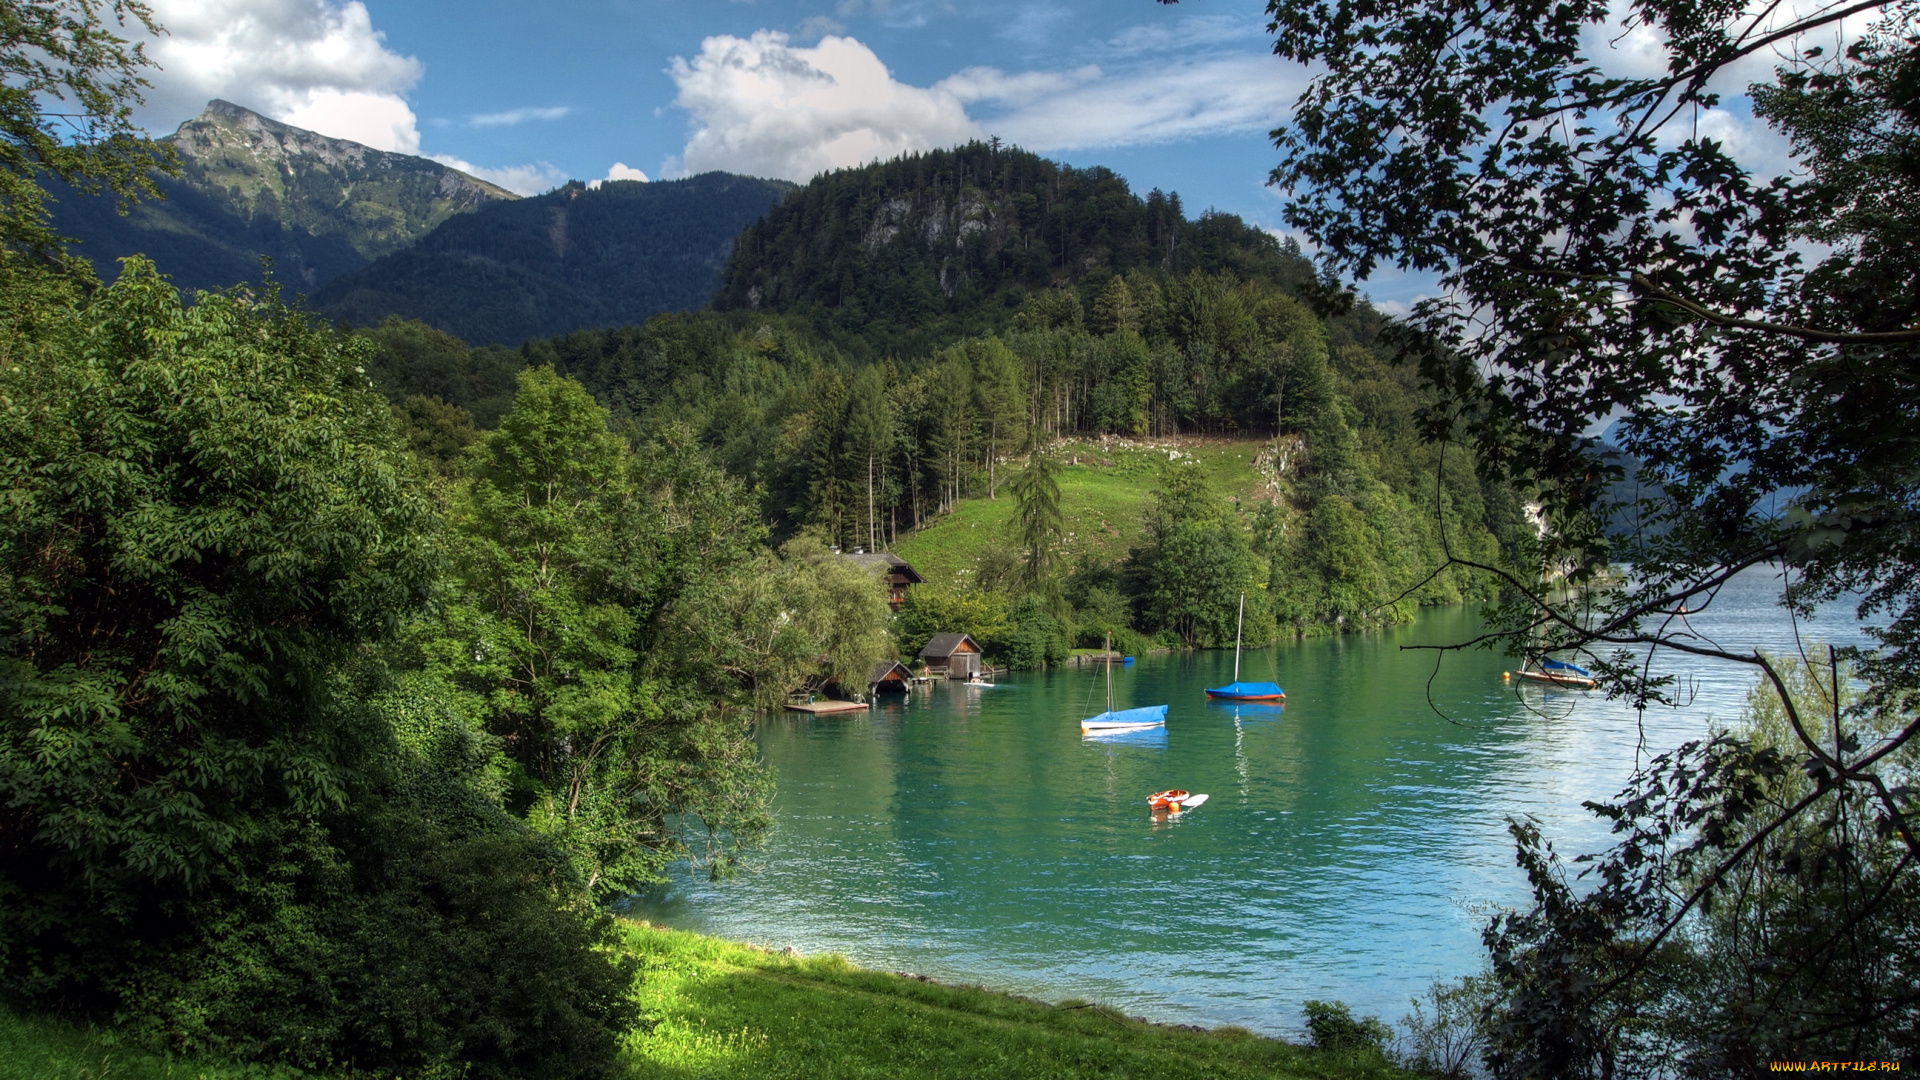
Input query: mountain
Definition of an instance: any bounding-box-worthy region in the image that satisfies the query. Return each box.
[713,141,1316,356]
[50,100,516,293]
[311,173,795,346]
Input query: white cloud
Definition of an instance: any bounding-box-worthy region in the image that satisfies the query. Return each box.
[665,28,1312,182]
[667,31,981,181]
[972,54,1307,152]
[935,66,1101,105]
[1101,15,1253,56]
[589,162,651,188]
[429,154,568,196]
[278,87,422,153]
[142,0,425,152]
[471,106,572,128]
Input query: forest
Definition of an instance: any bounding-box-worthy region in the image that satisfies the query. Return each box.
[354,147,1530,667]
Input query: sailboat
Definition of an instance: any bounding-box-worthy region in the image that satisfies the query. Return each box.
[1205,592,1285,702]
[1081,633,1168,735]
[1516,656,1598,689]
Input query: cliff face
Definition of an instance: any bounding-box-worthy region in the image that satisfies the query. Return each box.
[52,100,517,293]
[711,141,1310,357]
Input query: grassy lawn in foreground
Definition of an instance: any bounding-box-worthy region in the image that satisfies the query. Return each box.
[0,1007,304,1080]
[0,918,1414,1080]
[893,437,1268,588]
[620,921,1413,1080]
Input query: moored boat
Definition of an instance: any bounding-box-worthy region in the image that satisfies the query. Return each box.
[1082,704,1169,734]
[1516,657,1598,689]
[1081,634,1168,735]
[1205,681,1286,702]
[1147,789,1210,813]
[1205,592,1285,701]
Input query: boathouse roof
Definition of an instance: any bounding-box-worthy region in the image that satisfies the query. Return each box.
[919,633,981,659]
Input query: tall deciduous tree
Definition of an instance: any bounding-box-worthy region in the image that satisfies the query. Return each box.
[0,261,437,895]
[1230,0,1920,1063]
[1133,465,1261,647]
[424,368,769,896]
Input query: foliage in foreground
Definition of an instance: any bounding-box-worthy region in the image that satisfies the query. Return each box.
[1479,656,1919,1075]
[0,262,639,1078]
[1258,0,1920,1067]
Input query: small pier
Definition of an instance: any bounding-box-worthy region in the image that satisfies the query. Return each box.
[785,699,870,715]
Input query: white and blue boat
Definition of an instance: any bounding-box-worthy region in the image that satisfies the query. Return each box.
[1518,656,1598,689]
[1081,634,1168,735]
[1205,593,1285,702]
[1081,704,1170,734]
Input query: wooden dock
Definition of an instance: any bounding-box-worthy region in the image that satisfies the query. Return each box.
[785,699,870,715]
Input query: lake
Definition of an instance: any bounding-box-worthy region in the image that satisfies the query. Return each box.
[629,568,1877,1038]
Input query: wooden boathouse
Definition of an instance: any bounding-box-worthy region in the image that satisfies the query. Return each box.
[919,633,983,680]
[868,660,914,694]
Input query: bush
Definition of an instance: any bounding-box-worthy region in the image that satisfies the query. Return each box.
[0,265,635,1078]
[1399,976,1492,1077]
[1302,999,1391,1055]
[1003,594,1071,670]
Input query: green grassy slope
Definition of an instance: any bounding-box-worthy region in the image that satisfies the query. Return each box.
[620,922,1411,1080]
[1,920,1414,1080]
[892,437,1269,588]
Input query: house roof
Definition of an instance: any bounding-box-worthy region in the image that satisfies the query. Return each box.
[843,551,926,584]
[869,660,913,683]
[919,633,980,658]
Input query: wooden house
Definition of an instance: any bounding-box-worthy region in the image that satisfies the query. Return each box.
[868,660,914,694]
[919,633,983,680]
[843,550,925,609]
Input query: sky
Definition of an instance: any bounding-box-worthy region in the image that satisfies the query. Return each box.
[124,0,1830,312]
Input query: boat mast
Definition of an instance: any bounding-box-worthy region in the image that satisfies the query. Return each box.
[1233,591,1245,683]
[1104,632,1114,716]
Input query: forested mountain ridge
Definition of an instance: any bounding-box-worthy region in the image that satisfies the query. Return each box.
[314,173,795,345]
[50,100,517,293]
[353,140,1529,652]
[714,141,1314,357]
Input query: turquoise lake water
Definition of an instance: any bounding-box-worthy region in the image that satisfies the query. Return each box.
[629,569,1878,1038]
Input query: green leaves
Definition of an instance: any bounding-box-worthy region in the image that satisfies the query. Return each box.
[0,259,436,892]
[419,368,775,898]
[0,0,174,264]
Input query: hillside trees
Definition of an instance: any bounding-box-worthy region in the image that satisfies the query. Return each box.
[1133,465,1268,647]
[0,264,637,1077]
[1252,0,1920,1063]
[416,368,783,895]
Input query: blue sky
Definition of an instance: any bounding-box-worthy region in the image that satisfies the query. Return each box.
[134,0,1346,279]
[128,0,1808,312]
